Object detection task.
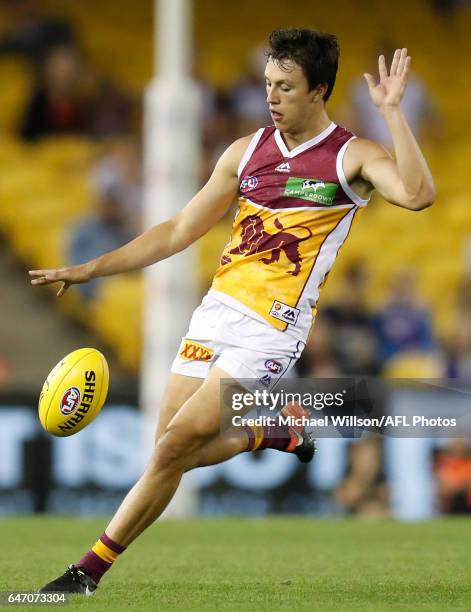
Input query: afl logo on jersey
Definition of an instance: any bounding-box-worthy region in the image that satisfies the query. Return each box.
[240,176,258,192]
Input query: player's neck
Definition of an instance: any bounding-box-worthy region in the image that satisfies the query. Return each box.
[280,110,332,151]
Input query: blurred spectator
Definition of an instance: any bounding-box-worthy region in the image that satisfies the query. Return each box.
[297,316,341,377]
[91,137,142,234]
[229,45,271,136]
[431,0,470,14]
[200,92,236,184]
[344,41,441,148]
[455,278,471,311]
[435,438,471,513]
[190,56,225,185]
[191,49,217,130]
[89,77,134,139]
[321,262,380,375]
[334,438,389,517]
[374,269,435,365]
[445,280,471,378]
[0,0,76,66]
[431,0,454,11]
[19,45,93,141]
[69,187,134,300]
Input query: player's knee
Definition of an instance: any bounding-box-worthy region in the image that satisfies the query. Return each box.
[152,427,187,471]
[151,421,213,472]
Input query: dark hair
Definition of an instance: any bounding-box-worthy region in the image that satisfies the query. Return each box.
[267,28,339,102]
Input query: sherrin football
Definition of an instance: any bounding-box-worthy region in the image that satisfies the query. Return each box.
[38,348,109,437]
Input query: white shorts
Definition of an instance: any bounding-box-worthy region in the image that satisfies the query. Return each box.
[171,295,305,391]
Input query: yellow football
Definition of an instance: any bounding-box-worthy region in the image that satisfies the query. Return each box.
[38,348,109,437]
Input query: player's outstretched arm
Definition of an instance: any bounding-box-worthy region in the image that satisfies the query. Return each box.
[354,48,436,210]
[29,136,251,296]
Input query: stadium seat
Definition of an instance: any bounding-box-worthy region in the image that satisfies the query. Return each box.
[383,351,444,378]
[0,58,33,134]
[90,276,143,372]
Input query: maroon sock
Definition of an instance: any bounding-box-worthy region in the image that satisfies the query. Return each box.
[244,424,257,451]
[243,422,291,452]
[76,532,126,584]
[257,423,291,451]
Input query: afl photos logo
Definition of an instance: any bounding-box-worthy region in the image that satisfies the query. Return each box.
[60,386,81,416]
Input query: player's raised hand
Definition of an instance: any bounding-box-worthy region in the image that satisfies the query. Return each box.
[29,263,92,297]
[363,48,411,110]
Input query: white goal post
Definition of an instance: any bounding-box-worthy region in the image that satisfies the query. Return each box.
[141,0,201,517]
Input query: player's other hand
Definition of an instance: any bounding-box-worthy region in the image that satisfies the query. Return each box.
[363,48,411,112]
[29,263,93,297]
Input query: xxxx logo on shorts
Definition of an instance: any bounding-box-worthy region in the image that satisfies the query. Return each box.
[179,340,214,362]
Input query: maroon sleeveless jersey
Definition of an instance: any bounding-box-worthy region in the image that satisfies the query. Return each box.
[210,122,369,340]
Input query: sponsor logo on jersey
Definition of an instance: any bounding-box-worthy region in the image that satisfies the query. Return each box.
[269,300,300,325]
[60,386,81,416]
[275,162,291,172]
[179,340,214,362]
[284,177,338,205]
[240,176,258,192]
[265,359,283,374]
[221,214,312,277]
[259,374,272,387]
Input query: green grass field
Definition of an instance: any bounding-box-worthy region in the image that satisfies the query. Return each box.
[0,517,470,611]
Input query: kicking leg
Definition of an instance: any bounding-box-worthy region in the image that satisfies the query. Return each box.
[106,365,238,545]
[39,368,313,595]
[39,366,246,595]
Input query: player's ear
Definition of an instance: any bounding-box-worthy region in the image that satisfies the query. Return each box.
[311,84,327,103]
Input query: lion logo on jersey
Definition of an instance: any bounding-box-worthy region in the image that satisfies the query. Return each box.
[221,214,312,276]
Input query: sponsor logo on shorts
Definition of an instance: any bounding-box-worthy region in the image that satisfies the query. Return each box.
[179,340,214,362]
[259,374,272,387]
[269,300,300,325]
[284,177,338,205]
[60,386,81,416]
[265,359,283,375]
[240,176,258,192]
